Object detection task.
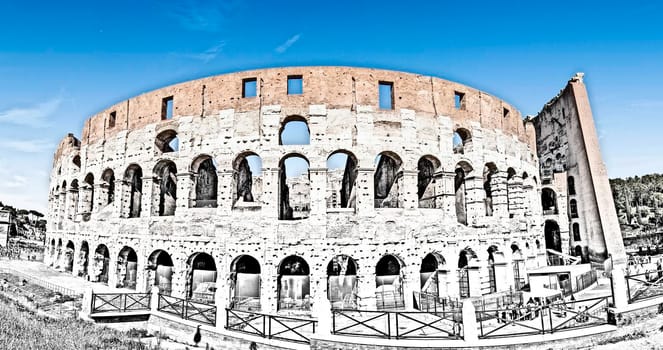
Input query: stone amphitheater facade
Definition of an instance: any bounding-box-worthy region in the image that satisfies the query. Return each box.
[44,66,560,315]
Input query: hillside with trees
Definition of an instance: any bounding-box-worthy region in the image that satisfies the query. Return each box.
[610,173,663,237]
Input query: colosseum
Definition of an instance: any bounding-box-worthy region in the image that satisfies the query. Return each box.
[44,66,625,317]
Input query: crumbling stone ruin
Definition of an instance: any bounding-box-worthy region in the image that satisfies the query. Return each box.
[44,67,625,314]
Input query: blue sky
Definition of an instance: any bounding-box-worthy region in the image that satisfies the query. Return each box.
[1,0,662,212]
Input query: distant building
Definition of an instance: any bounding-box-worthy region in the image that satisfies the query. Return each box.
[0,208,12,247]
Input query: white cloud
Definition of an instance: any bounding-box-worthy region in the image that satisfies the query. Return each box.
[3,175,28,189]
[0,98,61,128]
[0,139,54,153]
[185,41,226,63]
[167,0,237,32]
[275,34,301,54]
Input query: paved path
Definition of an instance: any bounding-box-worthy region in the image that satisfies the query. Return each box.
[0,258,134,294]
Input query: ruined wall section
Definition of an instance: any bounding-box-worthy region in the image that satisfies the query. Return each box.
[533,73,626,264]
[46,67,546,314]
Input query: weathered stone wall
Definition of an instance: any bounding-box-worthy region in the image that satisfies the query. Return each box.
[533,73,626,265]
[46,67,545,316]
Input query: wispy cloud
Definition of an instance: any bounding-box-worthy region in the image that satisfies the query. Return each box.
[4,175,28,189]
[0,139,54,153]
[184,41,226,63]
[0,98,61,128]
[167,0,236,32]
[275,34,301,54]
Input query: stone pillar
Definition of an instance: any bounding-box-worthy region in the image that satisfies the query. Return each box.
[356,168,375,217]
[403,265,419,309]
[309,168,327,219]
[468,266,482,297]
[78,184,93,216]
[465,176,483,226]
[357,273,376,309]
[141,176,154,218]
[215,283,227,329]
[114,179,125,218]
[94,183,107,213]
[79,287,94,321]
[150,286,160,311]
[175,172,193,215]
[59,189,67,226]
[217,170,234,216]
[462,300,479,341]
[441,172,457,219]
[491,171,508,218]
[108,250,119,289]
[261,168,279,220]
[611,267,629,309]
[510,175,524,217]
[261,265,277,313]
[136,254,148,292]
[401,170,418,210]
[149,176,161,217]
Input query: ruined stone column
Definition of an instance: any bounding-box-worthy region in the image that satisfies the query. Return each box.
[113,179,125,218]
[510,175,524,217]
[261,168,279,220]
[217,170,233,216]
[491,171,508,218]
[78,184,93,217]
[441,171,457,219]
[59,189,67,226]
[175,172,193,215]
[94,183,106,213]
[465,176,483,226]
[140,176,154,218]
[356,168,375,217]
[401,169,418,211]
[308,168,327,222]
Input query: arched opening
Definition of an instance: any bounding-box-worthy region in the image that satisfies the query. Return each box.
[186,252,217,303]
[574,245,583,258]
[230,255,261,311]
[69,180,79,220]
[573,223,581,241]
[123,165,143,218]
[326,151,358,209]
[374,152,403,208]
[101,169,116,205]
[545,220,562,265]
[155,129,179,153]
[568,176,576,196]
[458,248,476,298]
[487,245,499,293]
[191,156,218,208]
[569,199,579,218]
[232,152,263,209]
[418,156,441,208]
[420,253,448,301]
[511,244,525,290]
[147,250,174,295]
[49,239,56,266]
[116,246,138,289]
[506,168,517,217]
[154,160,177,216]
[64,241,75,273]
[453,128,472,154]
[375,254,404,309]
[93,244,110,284]
[279,116,310,145]
[278,154,310,220]
[72,155,81,169]
[541,188,558,215]
[483,163,497,216]
[327,255,358,308]
[83,173,94,215]
[455,162,472,225]
[78,241,89,279]
[278,255,311,311]
[55,238,63,269]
